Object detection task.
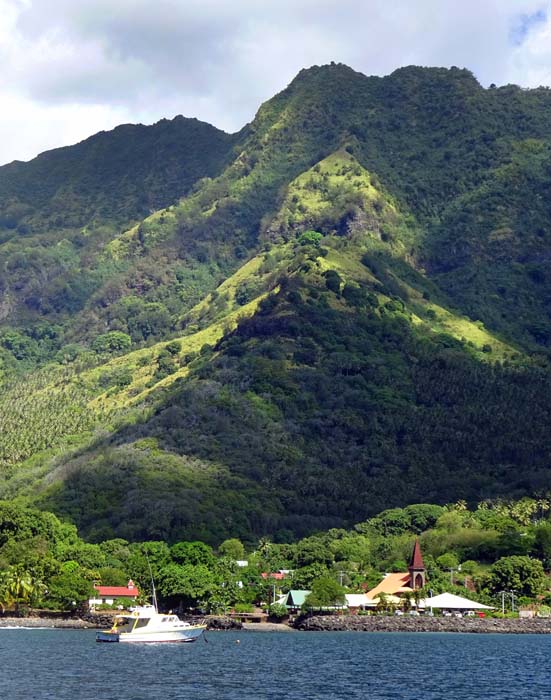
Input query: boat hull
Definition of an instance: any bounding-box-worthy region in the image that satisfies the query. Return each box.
[96,626,206,644]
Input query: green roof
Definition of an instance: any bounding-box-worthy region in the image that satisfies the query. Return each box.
[285,590,311,607]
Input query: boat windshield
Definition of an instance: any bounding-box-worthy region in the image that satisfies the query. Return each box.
[113,615,136,632]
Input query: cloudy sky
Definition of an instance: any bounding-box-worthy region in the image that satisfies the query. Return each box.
[1,0,551,165]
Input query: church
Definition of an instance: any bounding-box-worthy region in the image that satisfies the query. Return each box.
[365,539,426,600]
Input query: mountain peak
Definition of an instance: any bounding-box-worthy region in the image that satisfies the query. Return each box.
[388,64,482,91]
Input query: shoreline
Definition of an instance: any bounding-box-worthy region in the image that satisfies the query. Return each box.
[3,614,551,634]
[294,614,551,634]
[242,621,296,632]
[0,617,93,629]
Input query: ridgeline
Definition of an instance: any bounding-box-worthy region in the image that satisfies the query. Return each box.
[1,64,551,543]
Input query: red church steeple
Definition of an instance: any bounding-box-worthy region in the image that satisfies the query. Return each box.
[408,539,426,590]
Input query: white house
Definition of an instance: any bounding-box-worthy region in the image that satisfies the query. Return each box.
[88,579,140,608]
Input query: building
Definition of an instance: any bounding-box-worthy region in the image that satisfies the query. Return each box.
[365,539,426,601]
[283,590,311,613]
[89,579,140,608]
[418,592,493,614]
[345,593,375,612]
[261,572,287,581]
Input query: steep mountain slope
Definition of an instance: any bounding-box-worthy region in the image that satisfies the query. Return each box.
[0,115,237,231]
[26,220,551,543]
[0,116,239,360]
[2,63,551,543]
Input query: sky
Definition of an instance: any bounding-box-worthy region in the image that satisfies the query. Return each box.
[1,0,551,165]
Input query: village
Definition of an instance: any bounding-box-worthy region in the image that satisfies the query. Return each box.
[87,541,544,628]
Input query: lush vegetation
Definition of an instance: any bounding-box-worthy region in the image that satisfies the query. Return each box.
[2,64,551,543]
[1,499,550,615]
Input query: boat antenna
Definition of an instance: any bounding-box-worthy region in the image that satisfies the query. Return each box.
[145,552,159,612]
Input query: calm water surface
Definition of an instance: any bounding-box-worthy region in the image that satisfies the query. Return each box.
[0,629,549,699]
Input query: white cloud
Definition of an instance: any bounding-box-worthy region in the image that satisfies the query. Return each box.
[0,0,550,165]
[509,8,551,87]
[0,92,131,164]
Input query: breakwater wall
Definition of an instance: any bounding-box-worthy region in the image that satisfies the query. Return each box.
[0,616,92,629]
[0,612,240,630]
[295,614,551,634]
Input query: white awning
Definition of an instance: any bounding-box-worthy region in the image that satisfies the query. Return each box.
[419,592,493,610]
[345,594,376,608]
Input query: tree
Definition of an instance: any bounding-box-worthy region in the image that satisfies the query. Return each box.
[404,504,445,533]
[127,541,171,598]
[372,508,411,536]
[486,556,547,598]
[218,538,245,561]
[127,302,171,341]
[170,541,215,567]
[303,575,345,609]
[436,553,459,571]
[375,592,396,614]
[57,542,106,570]
[290,563,330,590]
[294,537,334,567]
[268,602,288,619]
[401,591,413,612]
[45,565,94,610]
[0,568,45,611]
[157,563,216,608]
[92,331,131,354]
[533,523,551,568]
[298,230,322,246]
[324,269,342,294]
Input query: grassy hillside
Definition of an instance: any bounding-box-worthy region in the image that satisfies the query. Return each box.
[0,173,544,542]
[2,64,551,543]
[0,116,239,362]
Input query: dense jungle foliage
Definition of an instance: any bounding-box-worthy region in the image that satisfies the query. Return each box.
[2,63,551,543]
[1,499,550,614]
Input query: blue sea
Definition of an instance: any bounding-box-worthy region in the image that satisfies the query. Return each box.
[1,629,549,699]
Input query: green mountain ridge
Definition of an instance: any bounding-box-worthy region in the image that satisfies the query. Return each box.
[2,63,551,543]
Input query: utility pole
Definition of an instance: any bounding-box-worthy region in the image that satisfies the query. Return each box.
[497,591,513,614]
[448,565,462,585]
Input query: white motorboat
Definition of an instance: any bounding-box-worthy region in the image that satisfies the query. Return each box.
[96,605,206,643]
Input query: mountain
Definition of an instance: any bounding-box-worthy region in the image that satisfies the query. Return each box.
[0,115,238,230]
[2,63,551,544]
[0,116,239,342]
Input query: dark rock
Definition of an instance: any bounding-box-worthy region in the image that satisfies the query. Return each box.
[204,616,243,631]
[293,614,551,634]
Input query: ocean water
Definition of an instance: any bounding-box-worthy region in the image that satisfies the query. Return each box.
[0,629,549,700]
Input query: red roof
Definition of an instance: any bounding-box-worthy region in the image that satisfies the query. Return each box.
[261,572,286,580]
[409,539,425,570]
[93,580,139,597]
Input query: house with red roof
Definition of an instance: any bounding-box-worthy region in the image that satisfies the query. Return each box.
[261,572,287,581]
[89,580,140,608]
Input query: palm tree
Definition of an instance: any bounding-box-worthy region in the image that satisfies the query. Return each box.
[401,591,413,612]
[0,568,45,613]
[413,586,424,609]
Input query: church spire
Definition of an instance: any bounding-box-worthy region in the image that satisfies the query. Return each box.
[408,539,426,590]
[409,539,425,570]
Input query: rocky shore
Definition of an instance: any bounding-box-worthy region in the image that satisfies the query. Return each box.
[0,612,241,630]
[3,612,550,634]
[295,614,551,634]
[0,616,92,629]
